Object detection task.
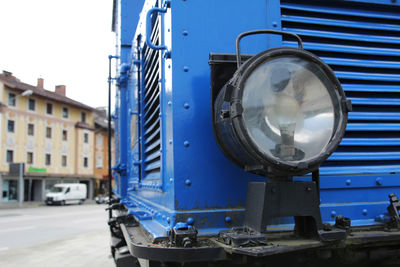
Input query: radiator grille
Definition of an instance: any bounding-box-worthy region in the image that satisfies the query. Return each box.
[141,15,162,182]
[281,0,400,175]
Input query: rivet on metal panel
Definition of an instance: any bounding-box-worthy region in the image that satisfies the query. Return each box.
[185,179,192,186]
[331,211,337,218]
[168,64,171,69]
[362,209,368,216]
[305,186,312,192]
[187,217,194,225]
[184,141,190,147]
[167,217,171,224]
[168,101,172,106]
[225,216,232,223]
[376,177,383,186]
[169,139,173,144]
[346,179,351,186]
[169,178,173,183]
[183,103,190,109]
[272,21,277,27]
[164,51,171,59]
[377,214,385,221]
[182,30,188,36]
[183,66,189,72]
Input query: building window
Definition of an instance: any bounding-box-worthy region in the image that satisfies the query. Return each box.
[6,150,13,163]
[46,127,52,138]
[81,112,86,123]
[96,156,103,169]
[28,123,34,136]
[83,157,88,168]
[27,152,33,164]
[45,154,51,166]
[96,134,103,148]
[62,130,68,141]
[84,133,89,143]
[8,93,16,107]
[62,107,68,118]
[46,103,53,115]
[7,120,15,133]
[28,99,35,111]
[62,155,67,167]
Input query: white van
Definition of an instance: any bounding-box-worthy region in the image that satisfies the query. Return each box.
[45,183,87,205]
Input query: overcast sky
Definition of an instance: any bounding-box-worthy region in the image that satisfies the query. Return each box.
[0,0,116,108]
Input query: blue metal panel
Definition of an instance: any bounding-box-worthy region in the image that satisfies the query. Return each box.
[280,2,400,19]
[281,1,400,228]
[341,138,400,146]
[282,15,400,32]
[170,0,276,214]
[347,123,400,131]
[119,0,146,64]
[320,165,400,175]
[284,41,400,56]
[329,152,400,161]
[348,112,400,121]
[321,57,400,69]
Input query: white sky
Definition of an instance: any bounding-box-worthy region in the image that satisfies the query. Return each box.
[0,0,116,108]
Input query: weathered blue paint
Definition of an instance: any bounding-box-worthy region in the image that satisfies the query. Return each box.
[113,0,400,239]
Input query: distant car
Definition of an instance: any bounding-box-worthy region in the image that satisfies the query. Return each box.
[45,183,87,205]
[95,195,109,204]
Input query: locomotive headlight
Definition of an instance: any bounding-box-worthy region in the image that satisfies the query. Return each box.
[213,43,351,177]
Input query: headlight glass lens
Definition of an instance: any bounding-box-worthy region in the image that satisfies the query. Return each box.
[242,56,340,163]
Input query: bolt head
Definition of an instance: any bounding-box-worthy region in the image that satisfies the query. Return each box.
[187,217,194,225]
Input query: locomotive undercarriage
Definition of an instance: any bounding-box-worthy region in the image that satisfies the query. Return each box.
[109,206,400,267]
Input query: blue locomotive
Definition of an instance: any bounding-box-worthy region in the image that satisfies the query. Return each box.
[108,0,400,266]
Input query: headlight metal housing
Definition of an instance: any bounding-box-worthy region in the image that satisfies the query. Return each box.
[213,30,352,177]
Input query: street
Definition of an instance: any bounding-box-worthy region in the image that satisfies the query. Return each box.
[0,203,114,267]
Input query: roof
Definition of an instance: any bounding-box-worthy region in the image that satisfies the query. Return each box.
[94,108,114,131]
[0,73,94,111]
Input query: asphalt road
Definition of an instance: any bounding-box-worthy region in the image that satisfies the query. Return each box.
[0,203,114,267]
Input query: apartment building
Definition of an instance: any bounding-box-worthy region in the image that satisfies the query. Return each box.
[0,71,96,203]
[94,108,114,195]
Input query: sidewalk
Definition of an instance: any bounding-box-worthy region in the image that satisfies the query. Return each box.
[0,229,114,267]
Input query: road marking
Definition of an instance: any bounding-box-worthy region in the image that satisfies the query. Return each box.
[0,247,9,252]
[0,226,35,233]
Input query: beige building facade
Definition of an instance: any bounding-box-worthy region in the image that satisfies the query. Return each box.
[0,71,96,203]
[94,108,115,195]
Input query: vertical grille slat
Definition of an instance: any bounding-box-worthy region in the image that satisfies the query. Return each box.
[281,0,400,175]
[140,14,162,181]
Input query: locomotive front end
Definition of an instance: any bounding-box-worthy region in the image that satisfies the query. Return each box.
[109,0,400,266]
